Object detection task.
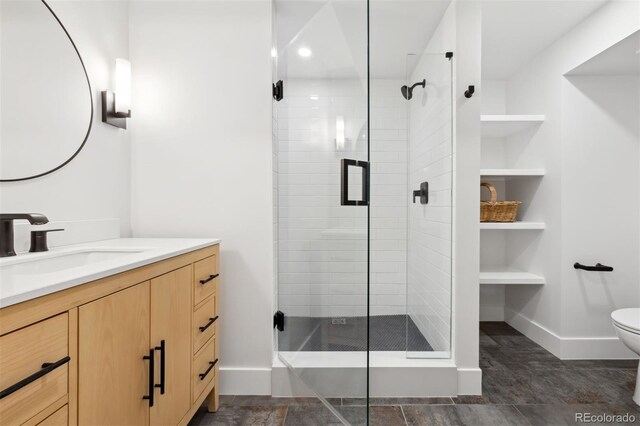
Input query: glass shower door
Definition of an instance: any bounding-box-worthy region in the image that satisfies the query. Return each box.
[273,0,370,424]
[405,53,454,358]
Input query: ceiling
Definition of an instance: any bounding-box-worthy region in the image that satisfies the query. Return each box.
[275,0,451,79]
[567,30,640,76]
[275,0,611,80]
[482,0,609,80]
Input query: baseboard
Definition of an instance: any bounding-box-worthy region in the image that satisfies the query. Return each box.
[457,368,482,395]
[219,367,272,395]
[504,308,637,360]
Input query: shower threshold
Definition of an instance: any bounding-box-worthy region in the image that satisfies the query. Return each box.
[273,351,455,398]
[274,314,454,397]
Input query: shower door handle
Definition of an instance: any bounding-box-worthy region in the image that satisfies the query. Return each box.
[340,159,369,206]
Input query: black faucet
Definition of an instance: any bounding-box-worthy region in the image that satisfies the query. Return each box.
[0,213,49,257]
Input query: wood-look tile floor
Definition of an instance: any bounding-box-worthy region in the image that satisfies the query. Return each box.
[189,322,640,425]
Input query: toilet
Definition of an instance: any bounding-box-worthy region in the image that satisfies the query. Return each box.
[612,308,640,405]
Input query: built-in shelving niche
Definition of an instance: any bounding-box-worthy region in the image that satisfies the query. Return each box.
[479,268,546,285]
[481,169,545,179]
[479,113,546,286]
[481,114,545,138]
[480,222,545,230]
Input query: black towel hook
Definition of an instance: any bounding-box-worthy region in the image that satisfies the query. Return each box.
[464,85,475,98]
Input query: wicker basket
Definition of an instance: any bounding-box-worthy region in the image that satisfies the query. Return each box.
[480,182,521,222]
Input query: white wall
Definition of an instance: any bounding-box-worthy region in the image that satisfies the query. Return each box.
[504,0,640,359]
[451,0,482,393]
[407,52,453,352]
[416,0,482,392]
[276,78,408,319]
[129,0,274,394]
[0,0,131,238]
[560,74,639,346]
[478,81,507,321]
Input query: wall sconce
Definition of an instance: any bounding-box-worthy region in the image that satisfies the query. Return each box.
[335,116,353,152]
[335,116,346,151]
[102,58,131,129]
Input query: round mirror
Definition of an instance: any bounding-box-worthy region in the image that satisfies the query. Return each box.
[0,0,92,182]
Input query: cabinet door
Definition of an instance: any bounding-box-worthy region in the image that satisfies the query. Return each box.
[150,266,192,425]
[78,282,150,426]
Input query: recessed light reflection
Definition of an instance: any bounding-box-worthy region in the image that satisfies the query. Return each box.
[310,95,319,100]
[298,47,312,58]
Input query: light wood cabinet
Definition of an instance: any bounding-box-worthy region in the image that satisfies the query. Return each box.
[150,266,192,425]
[37,405,68,426]
[0,244,220,426]
[0,314,69,426]
[78,282,151,426]
[193,255,219,306]
[193,294,217,353]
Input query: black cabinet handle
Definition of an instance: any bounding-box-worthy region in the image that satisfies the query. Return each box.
[0,356,70,400]
[574,262,614,272]
[199,358,219,381]
[340,159,369,206]
[199,316,219,332]
[200,274,219,285]
[154,340,166,395]
[143,348,155,407]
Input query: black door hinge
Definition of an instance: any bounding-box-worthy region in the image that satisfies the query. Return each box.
[445,52,453,60]
[273,310,285,332]
[272,80,283,101]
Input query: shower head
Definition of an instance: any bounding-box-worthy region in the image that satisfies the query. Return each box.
[401,79,426,100]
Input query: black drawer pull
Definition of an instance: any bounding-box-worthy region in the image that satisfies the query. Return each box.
[199,316,219,332]
[0,355,70,400]
[154,340,166,395]
[143,348,155,407]
[200,274,219,285]
[199,358,219,380]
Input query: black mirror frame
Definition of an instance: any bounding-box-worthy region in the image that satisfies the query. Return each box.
[1,0,93,183]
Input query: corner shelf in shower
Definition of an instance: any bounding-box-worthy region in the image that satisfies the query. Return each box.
[481,114,545,138]
[480,267,546,285]
[481,169,546,179]
[480,222,546,230]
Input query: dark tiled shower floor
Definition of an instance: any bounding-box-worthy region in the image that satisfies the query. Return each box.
[190,322,640,426]
[277,314,433,352]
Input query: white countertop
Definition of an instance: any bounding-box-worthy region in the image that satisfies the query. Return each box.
[0,238,220,308]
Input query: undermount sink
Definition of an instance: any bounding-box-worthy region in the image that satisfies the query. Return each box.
[1,248,149,275]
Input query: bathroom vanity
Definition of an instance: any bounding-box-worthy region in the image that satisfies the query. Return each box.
[0,238,220,426]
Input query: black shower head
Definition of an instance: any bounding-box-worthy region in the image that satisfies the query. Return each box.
[401,85,411,100]
[401,79,426,100]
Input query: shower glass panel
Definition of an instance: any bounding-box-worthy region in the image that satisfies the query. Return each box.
[274,1,455,423]
[273,0,369,423]
[405,53,453,359]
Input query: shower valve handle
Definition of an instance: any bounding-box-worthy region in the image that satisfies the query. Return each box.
[413,182,429,205]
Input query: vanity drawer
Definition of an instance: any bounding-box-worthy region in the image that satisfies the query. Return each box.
[194,255,218,306]
[193,295,218,353]
[37,405,68,426]
[0,314,69,425]
[192,336,217,403]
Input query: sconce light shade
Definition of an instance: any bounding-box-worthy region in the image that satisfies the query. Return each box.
[115,58,131,114]
[102,58,132,129]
